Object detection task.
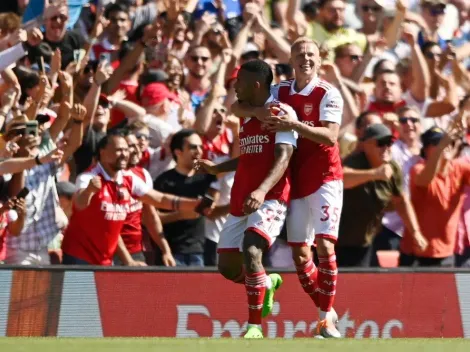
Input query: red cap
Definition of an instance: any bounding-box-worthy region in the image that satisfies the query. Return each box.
[140,83,178,107]
[99,94,110,106]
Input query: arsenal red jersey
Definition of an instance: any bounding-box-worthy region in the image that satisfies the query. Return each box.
[202,128,232,162]
[62,163,150,265]
[274,78,344,199]
[230,96,297,216]
[120,167,153,254]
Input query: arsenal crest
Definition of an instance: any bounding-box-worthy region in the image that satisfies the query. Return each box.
[304,103,313,116]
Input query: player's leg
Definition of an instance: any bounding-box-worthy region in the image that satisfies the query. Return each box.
[217,215,246,283]
[312,180,343,338]
[242,230,269,339]
[286,198,320,307]
[243,200,286,339]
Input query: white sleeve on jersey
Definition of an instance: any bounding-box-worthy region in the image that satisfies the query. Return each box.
[142,168,153,188]
[131,173,151,197]
[319,87,344,125]
[275,105,298,147]
[270,84,280,100]
[75,173,94,190]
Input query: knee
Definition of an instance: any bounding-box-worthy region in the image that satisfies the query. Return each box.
[243,244,263,264]
[316,238,336,257]
[218,261,240,282]
[292,246,311,266]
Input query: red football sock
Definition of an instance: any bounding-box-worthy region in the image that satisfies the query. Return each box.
[295,259,320,307]
[245,271,266,325]
[317,253,338,315]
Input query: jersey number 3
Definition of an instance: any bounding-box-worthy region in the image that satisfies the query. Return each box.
[320,205,340,223]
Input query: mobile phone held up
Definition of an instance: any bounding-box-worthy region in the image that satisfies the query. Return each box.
[16,187,30,200]
[99,52,111,65]
[25,121,39,137]
[195,194,214,215]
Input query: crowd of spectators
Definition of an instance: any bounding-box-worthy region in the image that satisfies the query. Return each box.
[0,0,468,268]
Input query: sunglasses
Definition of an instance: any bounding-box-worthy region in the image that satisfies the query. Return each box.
[399,117,420,124]
[135,132,149,140]
[376,137,393,148]
[428,5,446,16]
[50,14,68,22]
[361,5,382,12]
[190,56,210,63]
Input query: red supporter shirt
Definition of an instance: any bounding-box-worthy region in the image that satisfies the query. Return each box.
[120,166,153,254]
[230,95,297,217]
[109,80,139,128]
[62,163,150,265]
[273,78,343,199]
[202,128,232,162]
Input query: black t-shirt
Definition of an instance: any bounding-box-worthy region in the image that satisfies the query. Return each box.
[154,169,216,255]
[73,128,106,175]
[44,31,86,69]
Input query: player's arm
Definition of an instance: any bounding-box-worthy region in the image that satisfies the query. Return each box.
[243,143,294,214]
[194,157,239,174]
[295,88,343,146]
[243,123,296,214]
[258,143,294,193]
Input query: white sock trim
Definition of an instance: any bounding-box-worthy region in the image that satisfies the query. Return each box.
[265,275,273,289]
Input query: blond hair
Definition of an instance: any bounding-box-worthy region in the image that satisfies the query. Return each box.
[291,37,320,54]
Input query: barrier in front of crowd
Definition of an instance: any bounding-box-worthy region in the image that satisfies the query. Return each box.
[0,266,469,338]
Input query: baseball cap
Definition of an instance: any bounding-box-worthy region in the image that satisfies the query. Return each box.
[98,94,110,108]
[361,123,392,142]
[140,82,178,107]
[421,127,445,148]
[56,181,77,198]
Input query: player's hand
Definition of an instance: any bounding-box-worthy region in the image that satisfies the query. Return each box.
[127,260,148,267]
[162,253,177,267]
[243,189,266,214]
[262,102,297,132]
[87,176,102,194]
[194,159,218,175]
[374,163,394,181]
[413,230,428,253]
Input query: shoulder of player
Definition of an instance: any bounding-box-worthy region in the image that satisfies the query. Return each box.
[316,79,339,94]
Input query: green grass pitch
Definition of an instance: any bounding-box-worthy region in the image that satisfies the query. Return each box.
[0,338,469,352]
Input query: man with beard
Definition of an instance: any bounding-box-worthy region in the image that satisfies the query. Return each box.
[61,131,201,266]
[114,132,176,266]
[338,124,427,268]
[184,45,213,111]
[304,0,367,60]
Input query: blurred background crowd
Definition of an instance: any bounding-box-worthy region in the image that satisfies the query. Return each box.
[0,0,468,268]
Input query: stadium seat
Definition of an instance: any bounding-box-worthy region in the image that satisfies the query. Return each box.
[376,250,399,268]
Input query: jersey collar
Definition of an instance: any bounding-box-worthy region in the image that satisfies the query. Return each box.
[290,76,319,96]
[96,162,124,184]
[265,94,275,105]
